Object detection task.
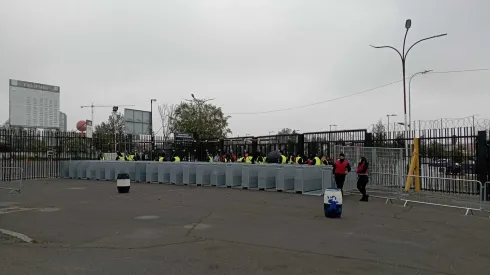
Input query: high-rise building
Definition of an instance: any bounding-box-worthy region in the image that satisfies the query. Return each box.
[59,112,67,132]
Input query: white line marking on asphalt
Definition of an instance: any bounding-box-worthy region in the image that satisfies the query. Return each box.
[0,206,36,215]
[0,228,33,243]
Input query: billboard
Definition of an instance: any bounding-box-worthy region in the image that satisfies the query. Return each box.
[9,79,60,129]
[124,108,151,135]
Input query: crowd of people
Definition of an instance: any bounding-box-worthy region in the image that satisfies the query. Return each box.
[101,149,370,201]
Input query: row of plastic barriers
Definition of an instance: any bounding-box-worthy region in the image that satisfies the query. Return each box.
[60,161,339,195]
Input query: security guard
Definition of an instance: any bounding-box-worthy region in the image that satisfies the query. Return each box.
[127,151,135,161]
[245,154,253,163]
[208,153,214,162]
[295,153,303,164]
[314,155,321,165]
[116,152,126,161]
[280,151,287,164]
[287,153,294,164]
[98,152,105,160]
[237,153,244,163]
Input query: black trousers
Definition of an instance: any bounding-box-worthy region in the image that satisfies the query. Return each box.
[357,175,369,196]
[334,174,346,190]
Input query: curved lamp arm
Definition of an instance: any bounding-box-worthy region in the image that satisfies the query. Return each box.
[370,45,403,61]
[405,33,447,58]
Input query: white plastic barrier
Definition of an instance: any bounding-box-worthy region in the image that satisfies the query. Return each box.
[170,162,184,185]
[242,164,259,189]
[276,165,294,192]
[68,160,79,179]
[226,163,242,188]
[145,162,159,183]
[183,163,197,185]
[61,161,70,178]
[135,162,148,182]
[157,162,171,183]
[258,164,277,190]
[88,161,98,180]
[77,161,89,179]
[96,161,106,180]
[211,163,226,187]
[294,166,323,194]
[196,163,211,186]
[114,162,136,182]
[105,162,117,181]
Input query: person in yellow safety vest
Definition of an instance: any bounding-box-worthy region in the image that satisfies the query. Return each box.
[173,154,181,162]
[245,155,253,163]
[262,154,267,163]
[116,152,125,161]
[237,153,244,163]
[295,153,303,164]
[208,154,213,162]
[98,152,105,160]
[280,153,287,164]
[287,153,294,164]
[314,155,322,165]
[159,155,164,162]
[127,152,135,161]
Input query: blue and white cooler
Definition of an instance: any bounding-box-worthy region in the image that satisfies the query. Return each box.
[324,188,342,218]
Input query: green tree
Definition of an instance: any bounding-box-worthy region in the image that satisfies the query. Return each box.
[169,97,231,140]
[372,119,386,146]
[94,113,125,136]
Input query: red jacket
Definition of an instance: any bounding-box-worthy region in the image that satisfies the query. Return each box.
[356,162,369,175]
[334,159,350,174]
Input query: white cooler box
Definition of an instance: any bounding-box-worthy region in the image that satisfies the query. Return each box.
[324,188,342,218]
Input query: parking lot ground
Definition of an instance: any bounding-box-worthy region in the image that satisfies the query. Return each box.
[1,179,489,275]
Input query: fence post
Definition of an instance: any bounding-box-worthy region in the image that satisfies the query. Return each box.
[297,134,304,155]
[365,133,373,147]
[219,139,224,154]
[251,137,257,156]
[476,131,488,201]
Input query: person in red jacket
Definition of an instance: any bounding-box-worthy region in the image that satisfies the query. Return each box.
[333,153,351,192]
[356,157,369,202]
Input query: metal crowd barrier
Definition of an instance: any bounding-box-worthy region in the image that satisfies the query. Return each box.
[0,167,23,194]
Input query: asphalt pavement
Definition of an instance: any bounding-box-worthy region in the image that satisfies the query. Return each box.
[0,179,489,275]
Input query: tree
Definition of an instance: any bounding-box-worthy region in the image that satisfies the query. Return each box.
[169,97,231,140]
[372,119,386,146]
[277,128,299,144]
[94,113,125,136]
[158,103,176,141]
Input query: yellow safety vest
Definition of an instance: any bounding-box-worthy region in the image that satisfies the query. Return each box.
[288,156,293,164]
[295,157,302,164]
[99,156,105,160]
[245,156,253,163]
[119,156,125,161]
[237,157,244,162]
[174,156,181,162]
[128,155,134,161]
[159,157,164,162]
[208,156,213,162]
[281,155,287,164]
[314,157,321,165]
[262,157,267,164]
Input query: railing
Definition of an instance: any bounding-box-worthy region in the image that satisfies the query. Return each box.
[0,167,23,194]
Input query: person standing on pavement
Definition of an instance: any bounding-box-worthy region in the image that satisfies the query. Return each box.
[333,153,351,192]
[356,157,369,202]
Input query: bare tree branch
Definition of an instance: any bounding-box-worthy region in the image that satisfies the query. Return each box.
[158,103,176,141]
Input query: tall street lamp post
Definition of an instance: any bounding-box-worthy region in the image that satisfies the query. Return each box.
[371,19,446,158]
[409,70,432,133]
[150,99,157,159]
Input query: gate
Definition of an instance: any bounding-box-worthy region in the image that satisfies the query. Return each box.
[333,145,405,195]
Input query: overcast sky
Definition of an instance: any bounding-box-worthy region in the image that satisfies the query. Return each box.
[1,0,489,137]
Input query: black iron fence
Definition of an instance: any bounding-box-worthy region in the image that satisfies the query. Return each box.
[1,127,489,190]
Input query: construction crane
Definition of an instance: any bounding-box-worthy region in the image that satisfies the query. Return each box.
[80,103,135,126]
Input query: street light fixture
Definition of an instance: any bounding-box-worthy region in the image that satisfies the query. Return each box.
[409,70,432,133]
[386,114,397,137]
[371,19,447,158]
[329,124,337,132]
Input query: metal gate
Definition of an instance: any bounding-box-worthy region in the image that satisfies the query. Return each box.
[333,145,405,195]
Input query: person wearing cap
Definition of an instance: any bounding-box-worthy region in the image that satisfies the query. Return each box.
[333,153,351,192]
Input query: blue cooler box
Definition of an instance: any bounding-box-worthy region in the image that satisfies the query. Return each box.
[324,188,342,218]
